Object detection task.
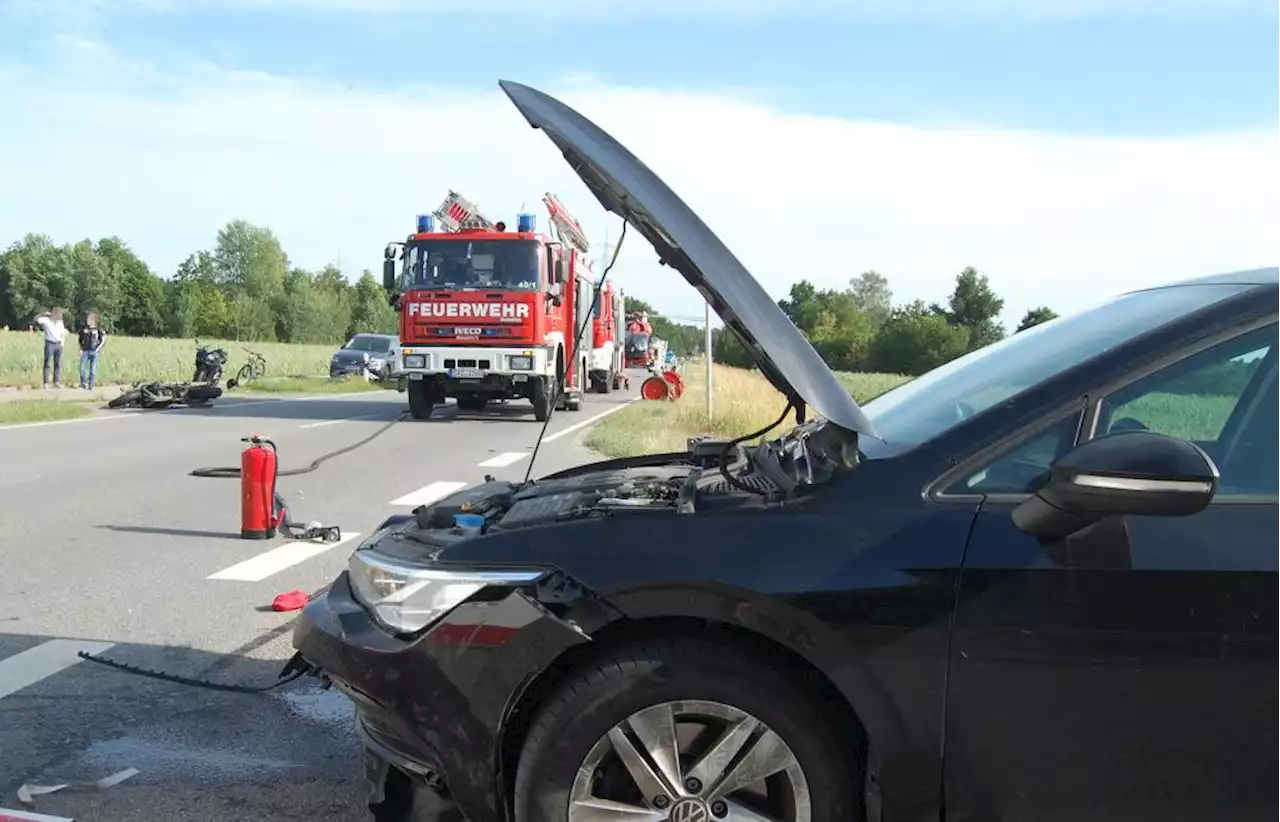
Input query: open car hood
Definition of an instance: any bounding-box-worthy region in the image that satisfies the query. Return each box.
[498,80,877,438]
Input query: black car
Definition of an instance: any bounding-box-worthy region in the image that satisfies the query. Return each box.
[332,333,398,380]
[291,81,1278,822]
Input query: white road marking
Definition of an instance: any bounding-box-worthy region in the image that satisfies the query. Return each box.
[0,413,137,432]
[207,532,363,582]
[389,480,468,507]
[197,393,377,411]
[299,414,379,429]
[0,639,116,699]
[477,451,529,468]
[543,398,639,444]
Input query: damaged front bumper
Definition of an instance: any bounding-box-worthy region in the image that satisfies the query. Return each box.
[291,570,617,822]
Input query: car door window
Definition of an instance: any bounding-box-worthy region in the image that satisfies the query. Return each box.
[1093,322,1277,496]
[949,411,1083,495]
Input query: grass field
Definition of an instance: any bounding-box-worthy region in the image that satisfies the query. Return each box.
[585,361,910,457]
[0,399,94,425]
[585,359,1240,459]
[0,330,339,389]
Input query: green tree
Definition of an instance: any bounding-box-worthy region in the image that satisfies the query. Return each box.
[229,292,277,341]
[168,251,220,337]
[935,266,1005,352]
[866,300,971,376]
[712,325,755,368]
[68,239,118,327]
[778,280,875,370]
[1016,306,1059,332]
[214,220,288,304]
[97,237,165,335]
[193,288,233,338]
[848,270,892,329]
[347,270,397,338]
[0,234,74,325]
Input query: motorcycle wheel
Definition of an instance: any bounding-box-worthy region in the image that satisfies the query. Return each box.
[108,388,144,409]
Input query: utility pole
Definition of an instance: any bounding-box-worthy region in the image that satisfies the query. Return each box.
[704,300,713,420]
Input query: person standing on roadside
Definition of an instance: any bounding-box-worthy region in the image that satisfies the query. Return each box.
[33,307,67,389]
[78,311,108,390]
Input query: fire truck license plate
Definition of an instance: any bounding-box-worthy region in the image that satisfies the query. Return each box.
[450,367,484,379]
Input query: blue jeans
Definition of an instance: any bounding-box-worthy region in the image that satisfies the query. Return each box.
[79,350,99,388]
[43,341,63,386]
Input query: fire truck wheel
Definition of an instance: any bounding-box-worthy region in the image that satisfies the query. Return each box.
[407,381,434,420]
[531,379,552,422]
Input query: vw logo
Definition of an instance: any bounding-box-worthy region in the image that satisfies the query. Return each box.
[668,799,710,822]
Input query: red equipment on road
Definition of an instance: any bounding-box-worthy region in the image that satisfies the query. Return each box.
[240,435,278,539]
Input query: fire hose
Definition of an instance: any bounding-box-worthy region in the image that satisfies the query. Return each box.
[78,413,411,694]
[190,411,409,539]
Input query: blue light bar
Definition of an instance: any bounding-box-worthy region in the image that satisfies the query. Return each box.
[416,214,435,233]
[517,213,536,233]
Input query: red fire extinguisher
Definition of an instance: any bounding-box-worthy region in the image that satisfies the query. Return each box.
[241,435,279,539]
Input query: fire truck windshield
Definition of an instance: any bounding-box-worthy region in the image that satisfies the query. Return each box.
[403,239,541,291]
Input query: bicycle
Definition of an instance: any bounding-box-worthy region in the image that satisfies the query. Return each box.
[227,347,267,390]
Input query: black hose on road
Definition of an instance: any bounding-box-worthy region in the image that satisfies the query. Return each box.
[188,411,410,479]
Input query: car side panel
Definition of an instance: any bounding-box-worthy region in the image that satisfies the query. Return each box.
[944,503,1278,822]
[510,487,976,822]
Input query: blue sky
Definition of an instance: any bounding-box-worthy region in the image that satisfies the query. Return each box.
[0,0,1276,326]
[5,1,1274,135]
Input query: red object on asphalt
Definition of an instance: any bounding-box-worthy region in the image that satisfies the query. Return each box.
[241,438,277,540]
[272,590,310,612]
[640,376,670,401]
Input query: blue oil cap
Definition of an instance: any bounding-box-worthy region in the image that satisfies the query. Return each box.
[417,214,435,233]
[517,213,536,233]
[453,513,484,530]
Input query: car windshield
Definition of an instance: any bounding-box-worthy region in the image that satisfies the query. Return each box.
[626,332,649,351]
[344,335,392,353]
[403,239,540,291]
[861,282,1252,447]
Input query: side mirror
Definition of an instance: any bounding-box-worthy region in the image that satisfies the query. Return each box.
[553,258,567,285]
[382,259,396,293]
[384,244,398,261]
[1012,430,1219,540]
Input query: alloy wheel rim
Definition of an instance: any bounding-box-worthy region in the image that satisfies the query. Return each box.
[567,699,811,822]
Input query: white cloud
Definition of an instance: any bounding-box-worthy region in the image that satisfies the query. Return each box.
[0,45,1275,332]
[3,0,1273,22]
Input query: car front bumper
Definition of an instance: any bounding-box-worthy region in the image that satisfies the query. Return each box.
[291,569,600,822]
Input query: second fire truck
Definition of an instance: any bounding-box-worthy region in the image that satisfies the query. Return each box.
[382,191,610,421]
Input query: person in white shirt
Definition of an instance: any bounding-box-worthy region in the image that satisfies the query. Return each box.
[33,307,67,388]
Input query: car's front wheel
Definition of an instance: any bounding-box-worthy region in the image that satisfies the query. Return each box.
[513,638,862,822]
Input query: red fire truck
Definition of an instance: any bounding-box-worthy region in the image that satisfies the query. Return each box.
[588,279,627,392]
[382,191,599,421]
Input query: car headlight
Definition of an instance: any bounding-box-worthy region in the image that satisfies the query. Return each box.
[508,355,533,370]
[403,354,426,369]
[347,550,545,635]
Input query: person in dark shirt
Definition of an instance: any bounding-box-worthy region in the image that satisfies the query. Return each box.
[77,312,108,390]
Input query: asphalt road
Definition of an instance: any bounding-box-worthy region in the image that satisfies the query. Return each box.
[0,380,639,821]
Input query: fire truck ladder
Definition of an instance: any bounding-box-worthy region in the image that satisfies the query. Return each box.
[543,192,591,255]
[432,190,496,232]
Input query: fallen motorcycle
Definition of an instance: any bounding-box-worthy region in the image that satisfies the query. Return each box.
[108,341,229,410]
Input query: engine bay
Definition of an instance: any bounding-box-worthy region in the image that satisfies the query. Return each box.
[396,418,861,549]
